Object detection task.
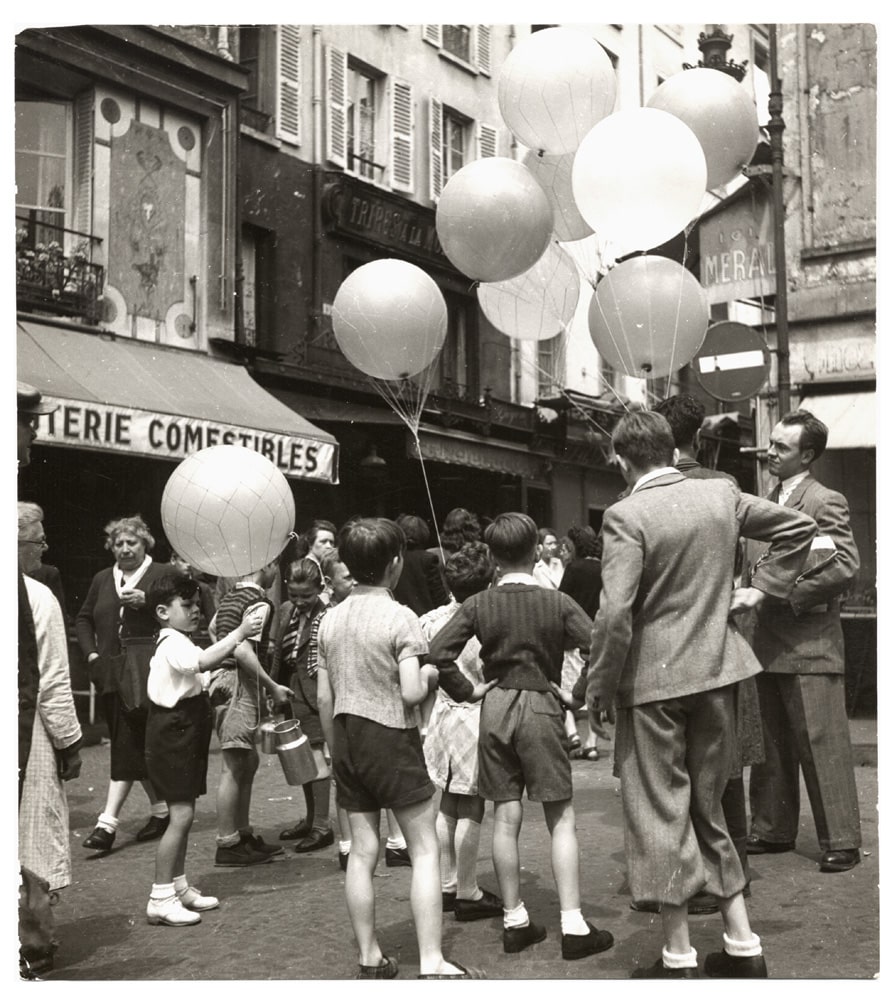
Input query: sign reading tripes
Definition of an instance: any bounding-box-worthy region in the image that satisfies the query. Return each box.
[36,396,337,482]
[692,322,772,402]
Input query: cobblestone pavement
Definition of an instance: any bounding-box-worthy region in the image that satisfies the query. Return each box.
[43,721,879,981]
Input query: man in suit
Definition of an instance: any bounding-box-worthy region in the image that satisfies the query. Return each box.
[587,411,815,978]
[744,409,862,873]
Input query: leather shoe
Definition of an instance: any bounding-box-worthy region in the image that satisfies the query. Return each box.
[279,818,312,840]
[83,826,116,852]
[704,950,768,978]
[746,834,795,855]
[561,921,614,960]
[503,921,547,954]
[135,816,169,842]
[294,828,335,853]
[442,891,457,912]
[819,848,860,872]
[385,846,412,867]
[631,958,698,979]
[455,888,503,922]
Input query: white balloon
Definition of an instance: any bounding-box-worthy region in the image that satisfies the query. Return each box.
[161,445,295,578]
[498,28,617,154]
[524,150,594,242]
[572,108,707,259]
[478,240,580,341]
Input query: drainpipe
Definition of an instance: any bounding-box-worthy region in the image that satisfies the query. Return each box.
[311,26,324,345]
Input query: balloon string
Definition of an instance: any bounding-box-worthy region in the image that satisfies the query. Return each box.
[411,429,445,564]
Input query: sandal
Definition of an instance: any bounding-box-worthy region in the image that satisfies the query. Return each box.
[279,818,312,841]
[418,961,486,980]
[356,955,399,979]
[571,746,600,761]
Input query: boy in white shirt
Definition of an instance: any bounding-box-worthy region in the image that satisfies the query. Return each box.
[144,573,265,927]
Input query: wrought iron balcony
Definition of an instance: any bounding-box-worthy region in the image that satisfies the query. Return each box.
[16,214,105,325]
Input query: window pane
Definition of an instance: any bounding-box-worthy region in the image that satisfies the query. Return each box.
[442,25,472,61]
[348,67,376,178]
[15,101,68,222]
[442,112,467,183]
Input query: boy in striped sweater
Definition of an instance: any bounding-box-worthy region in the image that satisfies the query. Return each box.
[427,512,614,962]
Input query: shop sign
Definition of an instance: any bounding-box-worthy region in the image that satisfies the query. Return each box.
[36,396,336,482]
[699,193,775,305]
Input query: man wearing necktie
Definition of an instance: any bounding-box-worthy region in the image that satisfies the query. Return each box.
[743,410,862,873]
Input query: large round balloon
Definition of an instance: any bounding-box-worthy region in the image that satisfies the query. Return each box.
[524,150,593,242]
[587,255,709,379]
[161,445,295,579]
[478,239,580,341]
[332,259,448,381]
[647,69,760,191]
[498,27,617,154]
[435,157,553,282]
[572,108,707,259]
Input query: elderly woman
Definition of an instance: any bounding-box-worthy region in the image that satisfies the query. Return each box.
[75,515,174,852]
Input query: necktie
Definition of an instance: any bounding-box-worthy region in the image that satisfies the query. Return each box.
[282,606,303,667]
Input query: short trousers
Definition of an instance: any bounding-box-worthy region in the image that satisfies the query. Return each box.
[290,669,324,746]
[477,687,573,803]
[332,714,434,813]
[215,676,262,751]
[103,692,149,782]
[145,694,213,803]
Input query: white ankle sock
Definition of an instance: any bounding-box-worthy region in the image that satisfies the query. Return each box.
[173,874,189,894]
[662,946,698,969]
[503,901,529,929]
[339,840,351,854]
[150,803,169,819]
[560,908,590,935]
[386,835,406,850]
[723,932,762,957]
[97,812,119,833]
[150,882,175,901]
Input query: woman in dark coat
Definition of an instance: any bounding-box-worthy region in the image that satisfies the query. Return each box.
[75,515,174,852]
[393,514,450,616]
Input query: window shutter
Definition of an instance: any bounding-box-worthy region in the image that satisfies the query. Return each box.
[477,121,498,158]
[276,25,301,145]
[423,25,443,47]
[475,25,492,76]
[325,44,347,168]
[429,97,444,202]
[72,90,94,236]
[390,79,414,193]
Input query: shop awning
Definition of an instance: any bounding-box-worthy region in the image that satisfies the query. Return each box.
[799,391,876,449]
[17,320,339,481]
[265,387,405,426]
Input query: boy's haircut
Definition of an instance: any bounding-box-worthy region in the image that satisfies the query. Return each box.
[320,547,344,579]
[483,512,538,565]
[287,557,324,589]
[611,411,675,470]
[337,517,405,584]
[444,541,495,603]
[396,513,430,549]
[147,572,199,619]
[652,394,706,449]
[780,409,828,463]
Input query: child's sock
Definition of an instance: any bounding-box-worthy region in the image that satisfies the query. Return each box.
[150,882,175,901]
[560,908,590,936]
[386,834,407,851]
[150,802,170,819]
[173,874,189,894]
[662,946,698,969]
[723,932,762,957]
[96,812,119,834]
[216,831,241,848]
[338,840,352,854]
[503,901,530,929]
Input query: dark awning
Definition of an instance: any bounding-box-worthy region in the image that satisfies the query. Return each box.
[17,320,339,482]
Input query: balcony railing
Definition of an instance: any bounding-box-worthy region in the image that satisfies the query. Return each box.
[16,214,105,325]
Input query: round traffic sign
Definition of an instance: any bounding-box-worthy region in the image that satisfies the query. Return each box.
[691,321,771,401]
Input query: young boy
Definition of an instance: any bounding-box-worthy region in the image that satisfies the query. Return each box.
[316,518,488,979]
[427,511,614,961]
[144,573,266,926]
[213,560,293,867]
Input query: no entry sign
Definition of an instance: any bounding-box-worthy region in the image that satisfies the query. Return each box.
[692,321,771,401]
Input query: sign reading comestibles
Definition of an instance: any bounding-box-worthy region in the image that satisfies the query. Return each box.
[36,396,336,482]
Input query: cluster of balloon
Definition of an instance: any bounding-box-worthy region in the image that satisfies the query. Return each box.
[161,445,295,579]
[572,108,707,260]
[477,240,580,341]
[647,68,760,192]
[523,150,593,243]
[587,256,709,380]
[331,259,448,381]
[435,157,553,283]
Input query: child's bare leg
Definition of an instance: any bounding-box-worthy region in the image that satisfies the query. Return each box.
[393,796,463,976]
[564,709,578,739]
[235,748,259,832]
[543,798,580,911]
[492,799,523,909]
[455,794,486,899]
[140,778,165,807]
[661,901,691,956]
[345,810,383,966]
[310,778,331,832]
[155,801,194,884]
[102,779,133,818]
[437,791,459,892]
[217,748,247,837]
[717,892,752,940]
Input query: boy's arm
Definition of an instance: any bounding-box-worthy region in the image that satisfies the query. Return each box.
[196,606,267,671]
[426,599,478,702]
[399,656,439,707]
[235,642,293,704]
[317,665,335,751]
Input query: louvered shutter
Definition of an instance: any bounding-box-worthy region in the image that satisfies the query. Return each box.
[276,25,301,145]
[72,90,94,236]
[325,45,347,168]
[429,97,444,202]
[423,25,442,47]
[390,79,414,193]
[477,121,498,158]
[475,25,492,76]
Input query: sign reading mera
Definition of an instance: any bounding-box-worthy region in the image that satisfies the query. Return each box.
[36,396,337,482]
[699,190,775,305]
